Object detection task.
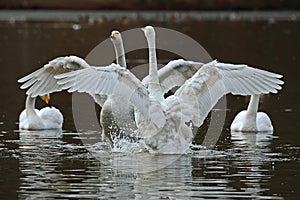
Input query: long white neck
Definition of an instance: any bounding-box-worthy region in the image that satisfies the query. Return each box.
[113,37,127,68]
[25,95,38,117]
[146,34,163,101]
[244,94,259,129]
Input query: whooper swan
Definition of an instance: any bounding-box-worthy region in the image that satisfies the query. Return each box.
[19,94,63,130]
[230,95,274,132]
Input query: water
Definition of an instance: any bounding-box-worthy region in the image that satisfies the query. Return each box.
[0,12,299,199]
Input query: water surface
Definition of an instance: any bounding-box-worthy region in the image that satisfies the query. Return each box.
[0,14,299,199]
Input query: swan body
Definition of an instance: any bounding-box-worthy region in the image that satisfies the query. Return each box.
[19,95,63,130]
[230,95,273,132]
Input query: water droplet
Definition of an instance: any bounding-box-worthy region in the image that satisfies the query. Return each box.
[72,24,81,30]
[284,108,293,112]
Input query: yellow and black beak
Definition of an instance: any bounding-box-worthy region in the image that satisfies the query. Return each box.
[44,94,50,105]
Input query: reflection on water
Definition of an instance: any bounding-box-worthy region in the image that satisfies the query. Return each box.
[0,16,299,199]
[0,130,291,199]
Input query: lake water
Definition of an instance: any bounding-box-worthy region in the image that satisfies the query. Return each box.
[0,11,299,199]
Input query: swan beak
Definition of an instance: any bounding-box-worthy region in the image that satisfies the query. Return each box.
[141,27,146,32]
[111,31,118,39]
[44,95,50,105]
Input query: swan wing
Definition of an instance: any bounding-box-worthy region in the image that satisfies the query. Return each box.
[173,60,284,127]
[18,56,90,97]
[55,63,150,120]
[142,59,204,93]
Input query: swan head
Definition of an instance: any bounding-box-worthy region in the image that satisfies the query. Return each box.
[110,30,121,40]
[141,26,155,40]
[110,30,124,50]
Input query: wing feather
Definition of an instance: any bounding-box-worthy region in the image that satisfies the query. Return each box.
[18,68,44,83]
[143,59,204,93]
[18,56,89,97]
[20,77,39,89]
[173,60,284,127]
[55,64,150,120]
[255,73,283,90]
[218,63,283,95]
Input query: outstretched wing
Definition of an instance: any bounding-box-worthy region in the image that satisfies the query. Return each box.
[55,63,150,120]
[18,56,90,97]
[172,60,284,127]
[142,59,204,93]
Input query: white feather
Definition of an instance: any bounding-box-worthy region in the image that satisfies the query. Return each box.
[18,56,89,97]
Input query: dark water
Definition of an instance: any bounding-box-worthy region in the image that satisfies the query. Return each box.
[0,15,299,199]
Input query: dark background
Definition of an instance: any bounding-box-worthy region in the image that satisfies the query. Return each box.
[0,0,299,10]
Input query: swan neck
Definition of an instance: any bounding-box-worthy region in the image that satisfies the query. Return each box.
[113,38,126,68]
[246,95,259,115]
[25,95,37,116]
[244,94,259,127]
[146,35,160,98]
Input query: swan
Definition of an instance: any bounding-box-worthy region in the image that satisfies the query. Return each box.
[137,26,283,153]
[230,94,274,132]
[99,30,137,144]
[54,26,283,153]
[19,94,63,130]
